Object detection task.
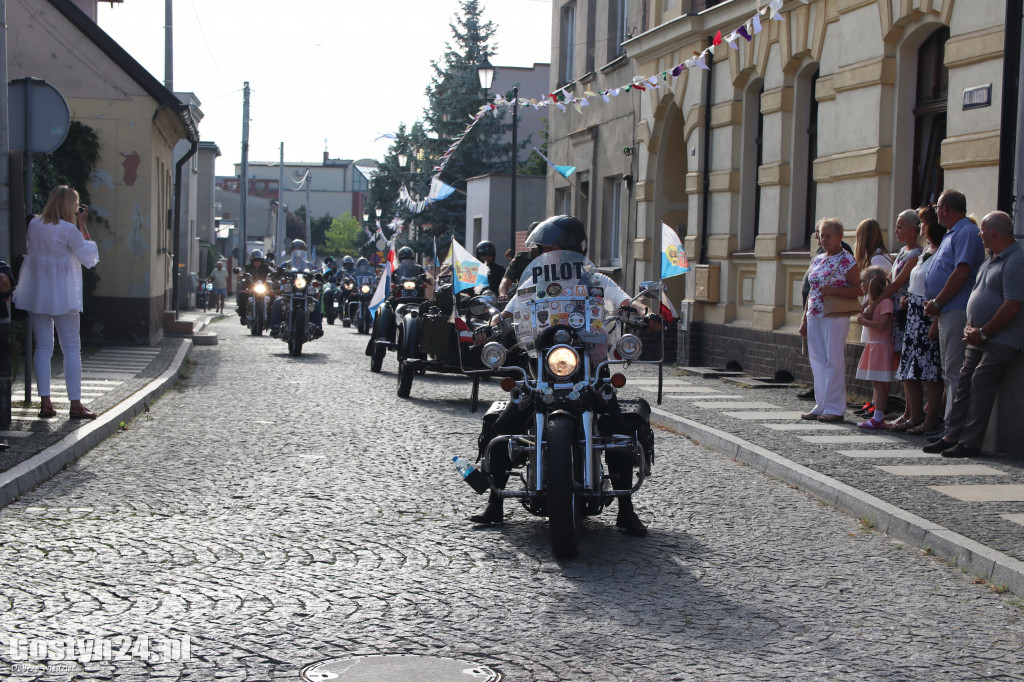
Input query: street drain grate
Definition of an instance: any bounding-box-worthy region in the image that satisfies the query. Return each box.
[300,654,501,681]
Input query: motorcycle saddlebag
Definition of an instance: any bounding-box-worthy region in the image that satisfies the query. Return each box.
[420,313,457,358]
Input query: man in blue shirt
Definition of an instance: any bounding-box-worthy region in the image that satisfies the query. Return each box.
[923,190,985,431]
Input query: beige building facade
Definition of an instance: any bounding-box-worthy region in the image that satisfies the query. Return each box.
[549,0,1020,450]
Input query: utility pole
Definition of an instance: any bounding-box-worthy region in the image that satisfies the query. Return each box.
[277,142,285,253]
[164,0,173,90]
[304,171,311,251]
[0,0,11,428]
[239,82,249,267]
[510,85,519,256]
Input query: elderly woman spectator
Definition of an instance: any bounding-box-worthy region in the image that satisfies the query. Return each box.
[864,210,923,428]
[800,218,861,422]
[896,206,946,435]
[12,185,100,420]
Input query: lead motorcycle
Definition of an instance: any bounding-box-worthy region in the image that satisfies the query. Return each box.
[471,250,661,559]
[235,270,272,336]
[271,266,323,356]
[368,271,428,373]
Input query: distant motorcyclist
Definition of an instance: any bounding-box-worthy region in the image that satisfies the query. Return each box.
[237,249,273,324]
[270,239,323,337]
[341,255,356,276]
[475,241,505,294]
[393,246,432,283]
[471,215,655,537]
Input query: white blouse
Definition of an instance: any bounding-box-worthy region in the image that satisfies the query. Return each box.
[13,217,100,315]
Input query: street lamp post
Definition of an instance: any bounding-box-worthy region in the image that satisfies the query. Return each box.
[478,58,518,258]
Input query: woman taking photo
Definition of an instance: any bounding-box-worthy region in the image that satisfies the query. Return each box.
[800,218,861,422]
[13,185,100,419]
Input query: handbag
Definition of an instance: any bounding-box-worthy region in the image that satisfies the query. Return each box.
[819,256,860,317]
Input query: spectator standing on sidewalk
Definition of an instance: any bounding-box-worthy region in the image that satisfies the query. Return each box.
[209,261,228,314]
[923,211,1024,458]
[800,218,860,422]
[12,185,100,420]
[854,266,897,429]
[923,190,985,432]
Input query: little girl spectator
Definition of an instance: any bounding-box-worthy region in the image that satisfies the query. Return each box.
[855,266,898,429]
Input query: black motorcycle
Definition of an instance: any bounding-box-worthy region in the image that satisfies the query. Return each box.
[235,271,272,336]
[471,250,662,559]
[321,269,344,325]
[349,266,376,335]
[368,272,428,373]
[272,267,323,356]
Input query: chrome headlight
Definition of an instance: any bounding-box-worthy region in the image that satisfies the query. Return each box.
[480,342,507,369]
[616,334,643,361]
[546,345,579,377]
[360,284,371,294]
[403,281,417,290]
[253,283,267,295]
[295,275,307,289]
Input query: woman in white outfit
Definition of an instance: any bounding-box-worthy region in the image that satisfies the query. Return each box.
[13,186,100,419]
[799,218,861,421]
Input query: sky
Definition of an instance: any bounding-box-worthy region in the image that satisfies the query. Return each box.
[97,0,553,177]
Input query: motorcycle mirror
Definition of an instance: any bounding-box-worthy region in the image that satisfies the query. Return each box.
[233,267,241,274]
[467,296,495,317]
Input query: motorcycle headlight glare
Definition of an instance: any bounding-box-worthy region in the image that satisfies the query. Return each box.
[546,346,579,377]
[253,283,267,294]
[616,334,643,361]
[360,284,371,294]
[403,281,417,290]
[344,282,354,290]
[480,342,507,369]
[295,275,307,289]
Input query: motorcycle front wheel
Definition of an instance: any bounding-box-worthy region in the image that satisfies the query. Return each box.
[251,299,264,336]
[289,309,306,356]
[546,414,582,560]
[358,310,370,335]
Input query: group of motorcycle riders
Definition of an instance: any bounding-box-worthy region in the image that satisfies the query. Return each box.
[231,216,659,544]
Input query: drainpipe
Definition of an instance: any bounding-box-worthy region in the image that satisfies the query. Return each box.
[998,0,1022,222]
[171,134,198,312]
[699,38,714,265]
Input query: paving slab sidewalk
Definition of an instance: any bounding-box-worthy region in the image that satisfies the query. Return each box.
[0,310,217,508]
[620,366,1024,597]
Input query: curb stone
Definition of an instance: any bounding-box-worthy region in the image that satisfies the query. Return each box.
[650,406,1024,597]
[0,339,193,509]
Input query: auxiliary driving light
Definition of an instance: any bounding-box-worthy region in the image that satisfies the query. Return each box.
[480,342,507,369]
[295,275,307,289]
[616,334,643,361]
[546,346,579,377]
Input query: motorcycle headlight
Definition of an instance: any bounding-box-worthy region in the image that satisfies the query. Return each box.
[615,334,643,361]
[253,283,267,294]
[403,281,417,290]
[546,346,579,378]
[295,275,307,289]
[344,282,354,290]
[361,284,371,294]
[480,342,507,369]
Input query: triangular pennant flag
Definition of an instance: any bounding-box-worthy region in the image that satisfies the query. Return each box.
[752,13,762,34]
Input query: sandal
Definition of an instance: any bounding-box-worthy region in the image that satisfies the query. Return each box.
[857,417,887,430]
[69,406,98,420]
[889,418,923,433]
[907,421,940,436]
[37,407,57,419]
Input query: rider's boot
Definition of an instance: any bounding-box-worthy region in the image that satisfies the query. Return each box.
[469,491,504,525]
[612,474,648,537]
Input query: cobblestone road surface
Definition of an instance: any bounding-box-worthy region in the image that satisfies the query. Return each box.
[1,316,1023,680]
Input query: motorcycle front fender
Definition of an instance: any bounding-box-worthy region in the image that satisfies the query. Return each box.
[379,305,397,343]
[397,314,420,361]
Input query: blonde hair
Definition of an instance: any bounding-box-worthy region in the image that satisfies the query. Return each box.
[854,219,887,270]
[39,185,80,225]
[860,265,888,302]
[816,217,843,238]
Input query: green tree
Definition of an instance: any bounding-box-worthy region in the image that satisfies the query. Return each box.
[323,212,365,258]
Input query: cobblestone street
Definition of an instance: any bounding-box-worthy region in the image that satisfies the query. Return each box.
[2,316,1024,680]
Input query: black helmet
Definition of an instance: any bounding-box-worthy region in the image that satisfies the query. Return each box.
[355,257,369,268]
[249,249,264,261]
[289,239,307,253]
[524,215,588,256]
[475,240,496,259]
[342,255,354,266]
[397,246,415,261]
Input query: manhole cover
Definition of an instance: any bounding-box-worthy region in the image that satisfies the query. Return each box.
[300,654,501,681]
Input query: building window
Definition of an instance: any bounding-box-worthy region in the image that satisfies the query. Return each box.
[690,0,728,13]
[352,170,369,192]
[739,80,764,250]
[555,187,572,215]
[800,68,820,247]
[559,3,577,85]
[601,177,623,265]
[609,0,630,61]
[913,26,949,208]
[576,174,590,228]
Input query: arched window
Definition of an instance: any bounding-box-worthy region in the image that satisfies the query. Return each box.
[739,79,764,250]
[804,70,819,246]
[913,26,949,207]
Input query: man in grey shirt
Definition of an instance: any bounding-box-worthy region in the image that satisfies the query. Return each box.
[924,211,1024,457]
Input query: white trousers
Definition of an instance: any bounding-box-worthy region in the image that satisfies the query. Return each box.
[937,308,967,423]
[30,311,83,401]
[807,315,850,416]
